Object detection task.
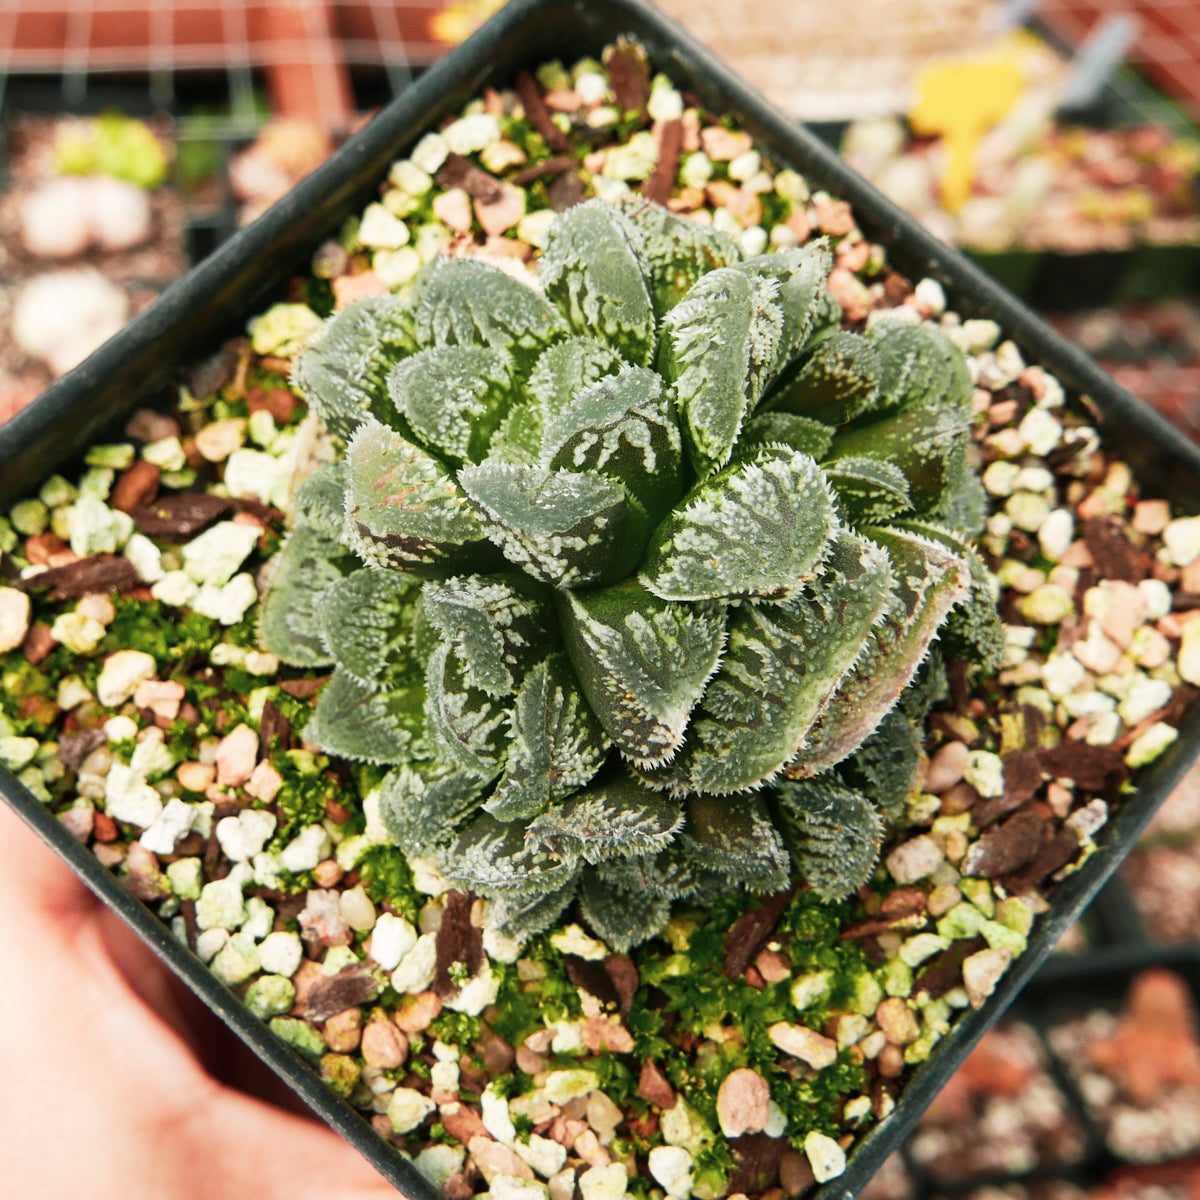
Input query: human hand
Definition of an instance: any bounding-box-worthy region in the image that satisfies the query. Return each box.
[0,801,401,1200]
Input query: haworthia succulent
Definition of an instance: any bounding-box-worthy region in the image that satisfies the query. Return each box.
[292,294,418,440]
[658,266,783,475]
[389,344,513,465]
[558,584,726,765]
[264,197,996,951]
[640,446,838,602]
[345,419,497,572]
[414,256,568,373]
[486,656,609,821]
[259,525,355,667]
[541,201,656,368]
[776,776,885,901]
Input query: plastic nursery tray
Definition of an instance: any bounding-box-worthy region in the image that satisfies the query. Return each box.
[2,0,1200,1196]
[888,944,1200,1199]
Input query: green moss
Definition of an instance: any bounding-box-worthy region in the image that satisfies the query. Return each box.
[428,1010,481,1048]
[272,752,335,845]
[102,599,225,670]
[356,844,421,923]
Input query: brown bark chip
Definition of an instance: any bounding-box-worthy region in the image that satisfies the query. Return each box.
[515,72,574,154]
[305,964,380,1022]
[1002,829,1084,894]
[279,677,330,699]
[642,119,683,206]
[434,890,485,999]
[604,954,639,1016]
[441,1104,488,1145]
[57,727,107,770]
[606,39,651,114]
[436,153,504,203]
[723,889,794,980]
[914,936,988,998]
[728,1133,789,1196]
[18,554,140,599]
[638,1058,676,1108]
[961,809,1052,878]
[1084,516,1147,583]
[511,155,577,186]
[1036,743,1128,792]
[132,493,233,537]
[974,749,1044,826]
[257,699,291,758]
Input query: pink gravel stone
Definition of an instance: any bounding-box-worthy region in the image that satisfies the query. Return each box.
[362,1018,409,1069]
[215,724,259,787]
[700,126,753,161]
[133,679,186,721]
[433,188,474,233]
[475,184,526,236]
[332,271,389,311]
[716,1067,771,1137]
[298,888,352,947]
[245,759,284,803]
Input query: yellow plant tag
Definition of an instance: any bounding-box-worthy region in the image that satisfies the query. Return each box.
[910,56,1025,211]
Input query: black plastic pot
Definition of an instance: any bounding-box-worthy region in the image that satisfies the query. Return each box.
[2,1,1200,1197]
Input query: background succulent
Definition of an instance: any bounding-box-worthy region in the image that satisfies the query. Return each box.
[261,198,1001,950]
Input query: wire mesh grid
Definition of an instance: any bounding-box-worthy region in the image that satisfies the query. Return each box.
[0,0,455,132]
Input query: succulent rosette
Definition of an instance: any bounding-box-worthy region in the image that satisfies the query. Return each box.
[261,198,1000,949]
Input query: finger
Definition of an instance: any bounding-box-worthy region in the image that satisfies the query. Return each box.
[0,800,96,918]
[194,1087,405,1200]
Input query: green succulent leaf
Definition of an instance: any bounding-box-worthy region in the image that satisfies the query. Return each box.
[419,572,554,697]
[525,772,683,865]
[458,461,649,589]
[389,344,513,465]
[616,197,742,317]
[737,412,835,460]
[835,706,921,826]
[486,656,610,822]
[894,520,1004,670]
[775,777,884,902]
[292,294,418,440]
[825,457,912,524]
[318,568,421,690]
[345,419,497,572]
[768,330,882,426]
[826,397,972,514]
[558,584,726,766]
[540,200,656,367]
[735,240,833,371]
[593,844,703,899]
[424,643,510,777]
[528,337,626,425]
[788,525,970,779]
[444,813,580,897]
[293,460,352,546]
[651,530,894,795]
[378,761,492,857]
[258,525,356,667]
[484,881,580,944]
[867,320,972,414]
[678,794,790,892]
[640,445,837,602]
[414,256,568,374]
[540,363,683,521]
[659,266,783,475]
[578,871,671,953]
[304,666,426,765]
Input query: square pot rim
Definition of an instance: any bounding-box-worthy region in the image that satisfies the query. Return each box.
[2,2,1200,1197]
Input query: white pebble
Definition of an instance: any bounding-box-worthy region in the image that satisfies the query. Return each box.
[259,930,304,977]
[370,912,419,971]
[804,1131,847,1183]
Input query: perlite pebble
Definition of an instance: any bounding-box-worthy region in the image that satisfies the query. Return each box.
[244,975,295,1019]
[370,912,419,971]
[191,574,259,625]
[390,932,437,993]
[482,1083,518,1144]
[96,649,157,707]
[1164,516,1200,566]
[388,1087,437,1134]
[578,1163,627,1200]
[544,1069,597,1104]
[964,751,1004,798]
[414,1145,466,1190]
[195,876,247,931]
[166,857,203,900]
[182,521,261,586]
[258,930,304,977]
[804,1131,846,1182]
[1180,620,1200,686]
[215,810,277,862]
[104,763,163,828]
[210,932,260,985]
[281,823,333,872]
[1126,722,1179,767]
[550,924,609,960]
[139,797,196,855]
[648,1146,694,1198]
[358,203,411,249]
